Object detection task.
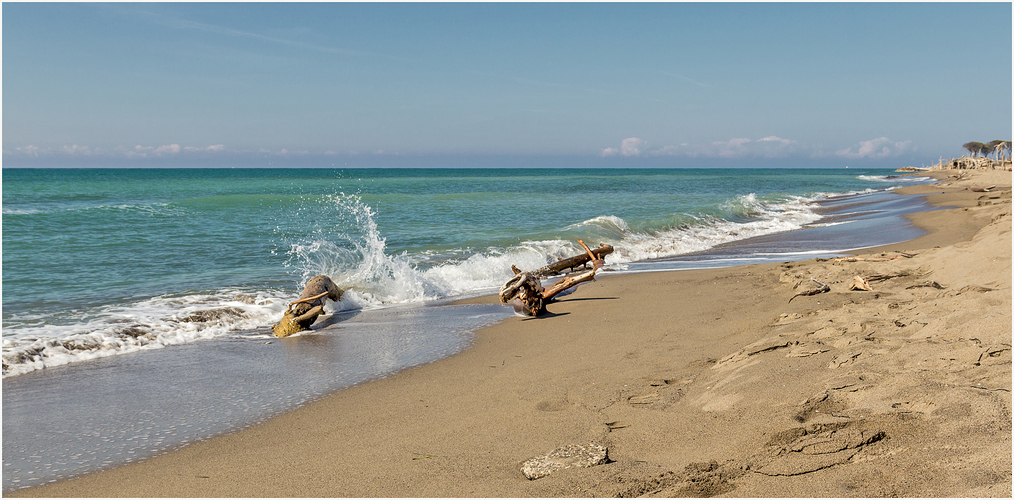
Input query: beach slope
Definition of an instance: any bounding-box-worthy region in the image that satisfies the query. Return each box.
[13,169,1011,497]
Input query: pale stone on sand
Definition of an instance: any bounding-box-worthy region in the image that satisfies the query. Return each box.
[521,443,608,480]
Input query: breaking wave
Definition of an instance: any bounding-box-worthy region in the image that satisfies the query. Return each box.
[2,291,287,377]
[857,174,933,184]
[2,188,865,378]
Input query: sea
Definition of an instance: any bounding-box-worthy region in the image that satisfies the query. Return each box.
[2,166,935,491]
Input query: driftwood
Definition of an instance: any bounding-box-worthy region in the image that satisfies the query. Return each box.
[272,275,344,337]
[970,185,997,192]
[866,271,912,283]
[789,278,830,303]
[832,252,915,263]
[499,271,546,317]
[501,240,606,316]
[533,244,613,277]
[849,276,873,291]
[906,281,945,290]
[932,155,1012,171]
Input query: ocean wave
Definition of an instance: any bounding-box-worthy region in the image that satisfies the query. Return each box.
[2,208,43,215]
[285,192,829,300]
[607,194,823,262]
[1,202,180,217]
[857,174,933,183]
[283,194,562,308]
[563,215,631,238]
[2,291,287,378]
[1,187,874,378]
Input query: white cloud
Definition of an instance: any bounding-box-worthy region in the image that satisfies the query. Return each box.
[614,135,797,159]
[628,136,911,161]
[3,143,230,159]
[758,136,792,145]
[184,144,225,152]
[16,145,42,156]
[835,137,913,159]
[713,138,752,158]
[601,137,646,157]
[62,144,93,155]
[153,144,182,155]
[620,137,645,156]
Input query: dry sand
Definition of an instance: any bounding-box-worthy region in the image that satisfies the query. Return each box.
[13,169,1011,497]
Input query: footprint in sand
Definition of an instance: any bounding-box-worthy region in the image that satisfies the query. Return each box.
[536,400,572,412]
[750,420,887,477]
[623,378,689,411]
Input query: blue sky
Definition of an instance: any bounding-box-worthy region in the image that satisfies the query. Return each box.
[3,2,1011,168]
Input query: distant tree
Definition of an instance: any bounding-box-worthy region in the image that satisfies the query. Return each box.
[1002,141,1013,161]
[987,140,1004,160]
[963,141,987,157]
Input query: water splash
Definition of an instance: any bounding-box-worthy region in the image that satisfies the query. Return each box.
[285,193,430,309]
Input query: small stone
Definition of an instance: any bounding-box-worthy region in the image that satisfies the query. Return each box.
[521,443,608,480]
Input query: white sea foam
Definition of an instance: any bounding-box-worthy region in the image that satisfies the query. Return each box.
[563,215,631,239]
[605,194,823,262]
[857,175,890,182]
[2,208,43,215]
[2,291,287,377]
[858,174,932,184]
[2,202,178,217]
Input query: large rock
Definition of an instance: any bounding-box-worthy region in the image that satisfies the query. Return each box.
[521,443,608,480]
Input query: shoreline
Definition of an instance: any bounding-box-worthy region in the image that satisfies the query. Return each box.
[0,175,935,493]
[12,169,1011,497]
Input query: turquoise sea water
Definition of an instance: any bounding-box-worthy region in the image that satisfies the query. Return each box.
[3,166,937,491]
[2,167,930,377]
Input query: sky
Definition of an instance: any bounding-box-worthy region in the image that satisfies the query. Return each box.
[3,2,1012,168]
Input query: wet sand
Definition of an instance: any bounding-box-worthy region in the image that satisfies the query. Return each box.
[13,169,1011,497]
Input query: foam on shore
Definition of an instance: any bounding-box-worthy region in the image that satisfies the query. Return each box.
[3,180,931,378]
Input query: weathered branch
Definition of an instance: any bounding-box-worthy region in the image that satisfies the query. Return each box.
[906,281,944,290]
[541,268,598,300]
[289,290,331,308]
[832,252,915,263]
[849,276,873,291]
[789,278,830,303]
[534,244,613,277]
[866,271,912,283]
[502,242,611,316]
[293,305,325,324]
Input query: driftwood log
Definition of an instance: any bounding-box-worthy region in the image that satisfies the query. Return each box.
[500,240,606,316]
[831,252,915,263]
[272,275,344,337]
[789,278,830,303]
[933,156,1012,171]
[533,244,613,277]
[850,276,873,291]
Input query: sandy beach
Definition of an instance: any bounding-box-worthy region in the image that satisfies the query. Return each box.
[13,168,1011,497]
